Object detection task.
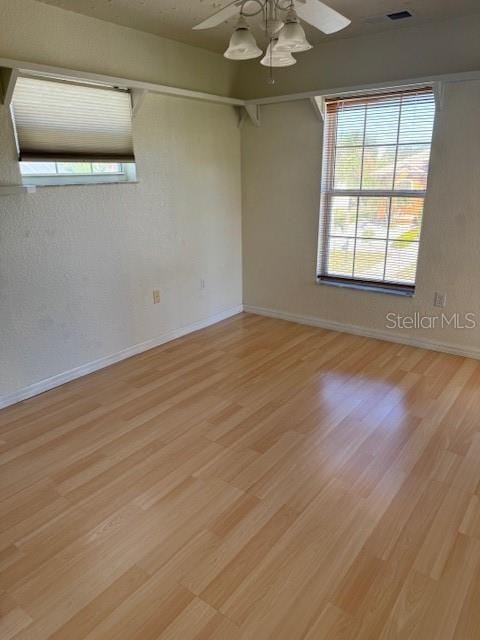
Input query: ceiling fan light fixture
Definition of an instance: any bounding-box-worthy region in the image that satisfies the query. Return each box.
[260,39,297,67]
[224,16,263,60]
[276,8,312,52]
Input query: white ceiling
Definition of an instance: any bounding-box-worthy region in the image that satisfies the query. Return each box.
[35,0,480,53]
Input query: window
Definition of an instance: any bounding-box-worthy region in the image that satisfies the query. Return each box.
[11,75,136,186]
[19,161,136,186]
[317,87,436,295]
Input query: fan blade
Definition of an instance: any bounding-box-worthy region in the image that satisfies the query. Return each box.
[193,1,243,30]
[295,0,350,34]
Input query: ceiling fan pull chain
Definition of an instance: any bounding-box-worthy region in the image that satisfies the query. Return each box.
[268,65,276,85]
[268,37,276,85]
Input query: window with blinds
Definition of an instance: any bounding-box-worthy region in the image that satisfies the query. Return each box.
[317,87,436,294]
[11,75,135,165]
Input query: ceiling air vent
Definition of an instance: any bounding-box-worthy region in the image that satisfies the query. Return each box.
[387,10,413,20]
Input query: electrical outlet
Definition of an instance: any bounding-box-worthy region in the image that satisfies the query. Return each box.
[434,292,447,308]
[153,289,161,304]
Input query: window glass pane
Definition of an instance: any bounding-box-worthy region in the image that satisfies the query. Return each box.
[365,99,400,146]
[399,97,435,144]
[57,162,92,174]
[394,144,431,190]
[334,148,362,189]
[362,146,396,190]
[389,198,423,241]
[20,162,125,176]
[92,163,123,174]
[330,197,357,236]
[319,90,435,289]
[336,106,365,146]
[353,239,387,280]
[327,237,354,277]
[357,197,389,239]
[20,162,57,175]
[385,241,419,284]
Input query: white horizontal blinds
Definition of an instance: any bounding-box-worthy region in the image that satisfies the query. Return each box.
[318,88,436,290]
[11,76,134,162]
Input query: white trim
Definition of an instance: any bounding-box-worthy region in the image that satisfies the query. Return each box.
[0,67,18,106]
[0,305,243,409]
[131,88,147,116]
[310,96,324,121]
[3,303,478,409]
[244,104,261,127]
[433,81,446,111]
[244,305,480,360]
[324,189,426,198]
[0,56,245,107]
[244,70,480,106]
[3,57,478,111]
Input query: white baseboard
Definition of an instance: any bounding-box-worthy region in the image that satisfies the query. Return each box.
[0,305,243,410]
[244,304,480,360]
[3,302,478,410]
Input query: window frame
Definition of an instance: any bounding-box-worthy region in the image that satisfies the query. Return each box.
[19,161,137,187]
[10,73,137,188]
[317,86,436,296]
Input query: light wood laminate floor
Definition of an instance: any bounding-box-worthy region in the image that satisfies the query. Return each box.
[1,313,480,640]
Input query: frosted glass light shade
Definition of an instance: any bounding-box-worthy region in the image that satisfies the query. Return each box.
[276,22,312,52]
[225,45,263,60]
[276,8,312,53]
[260,40,296,67]
[224,17,263,60]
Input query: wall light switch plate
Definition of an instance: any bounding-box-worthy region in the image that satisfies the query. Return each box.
[434,292,447,308]
[153,289,161,304]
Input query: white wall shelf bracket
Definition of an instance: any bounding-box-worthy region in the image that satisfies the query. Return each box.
[310,96,325,121]
[131,88,147,116]
[0,67,18,107]
[244,104,261,127]
[433,81,446,111]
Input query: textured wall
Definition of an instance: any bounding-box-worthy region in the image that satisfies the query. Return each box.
[0,0,238,97]
[235,14,480,99]
[1,0,479,403]
[0,93,242,397]
[241,81,480,353]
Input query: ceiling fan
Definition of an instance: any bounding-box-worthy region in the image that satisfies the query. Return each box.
[193,0,350,81]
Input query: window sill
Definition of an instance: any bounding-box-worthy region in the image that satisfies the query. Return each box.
[317,277,415,298]
[22,180,139,189]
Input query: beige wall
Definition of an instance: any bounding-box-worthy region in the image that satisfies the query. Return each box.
[0,92,242,400]
[235,14,480,99]
[0,0,242,403]
[241,81,480,356]
[1,1,479,404]
[0,0,237,97]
